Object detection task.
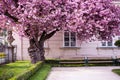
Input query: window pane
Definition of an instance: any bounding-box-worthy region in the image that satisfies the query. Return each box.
[71,37,76,41]
[64,32,70,46]
[71,41,76,46]
[65,37,69,41]
[65,41,69,46]
[71,32,76,46]
[71,32,75,37]
[64,32,69,37]
[107,41,112,46]
[101,42,106,46]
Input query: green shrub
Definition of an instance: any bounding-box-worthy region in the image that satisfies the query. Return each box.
[28,64,51,80]
[0,69,14,80]
[45,59,60,64]
[45,59,115,67]
[114,40,120,47]
[9,61,43,80]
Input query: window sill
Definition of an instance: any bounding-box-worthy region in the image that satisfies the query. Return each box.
[96,47,119,49]
[60,46,80,49]
[44,47,50,49]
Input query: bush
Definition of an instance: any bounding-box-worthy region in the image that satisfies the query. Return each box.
[45,59,115,67]
[114,40,120,47]
[9,61,43,80]
[45,59,60,64]
[0,69,14,80]
[28,64,51,80]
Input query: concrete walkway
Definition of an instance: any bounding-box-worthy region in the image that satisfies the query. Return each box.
[46,66,120,80]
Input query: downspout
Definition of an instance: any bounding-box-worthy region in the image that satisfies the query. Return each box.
[21,36,23,60]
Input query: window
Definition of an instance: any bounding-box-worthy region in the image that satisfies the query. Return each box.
[101,42,106,46]
[64,31,76,47]
[0,29,7,45]
[101,41,113,47]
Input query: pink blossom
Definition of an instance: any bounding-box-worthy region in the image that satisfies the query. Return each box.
[0,0,119,41]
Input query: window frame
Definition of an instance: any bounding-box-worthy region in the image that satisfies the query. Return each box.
[63,31,77,47]
[101,41,113,47]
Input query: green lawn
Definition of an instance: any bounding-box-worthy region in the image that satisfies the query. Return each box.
[28,64,51,80]
[0,61,51,80]
[0,61,33,79]
[112,69,120,76]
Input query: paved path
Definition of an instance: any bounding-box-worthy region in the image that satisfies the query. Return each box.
[46,66,120,80]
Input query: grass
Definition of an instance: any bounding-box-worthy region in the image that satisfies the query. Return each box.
[0,59,117,80]
[0,61,51,80]
[0,61,33,79]
[28,64,51,80]
[112,69,120,76]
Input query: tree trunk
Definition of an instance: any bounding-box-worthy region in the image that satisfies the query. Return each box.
[28,39,45,64]
[28,45,38,64]
[27,29,59,64]
[37,41,45,61]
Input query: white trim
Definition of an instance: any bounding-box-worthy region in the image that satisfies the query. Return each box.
[60,46,80,49]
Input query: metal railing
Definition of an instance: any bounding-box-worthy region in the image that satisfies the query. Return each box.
[0,45,17,64]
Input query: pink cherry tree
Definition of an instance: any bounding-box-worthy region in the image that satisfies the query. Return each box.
[0,0,120,63]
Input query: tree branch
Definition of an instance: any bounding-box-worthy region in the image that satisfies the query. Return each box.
[38,28,59,44]
[13,0,19,7]
[44,28,59,40]
[29,38,35,46]
[4,11,18,22]
[39,31,47,41]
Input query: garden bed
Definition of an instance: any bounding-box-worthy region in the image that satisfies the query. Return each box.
[0,61,43,80]
[0,61,33,80]
[0,60,50,80]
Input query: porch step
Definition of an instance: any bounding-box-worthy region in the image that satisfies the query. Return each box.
[59,60,113,64]
[59,56,119,65]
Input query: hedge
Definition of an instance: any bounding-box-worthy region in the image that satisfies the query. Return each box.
[9,61,43,80]
[45,59,116,67]
[114,40,120,47]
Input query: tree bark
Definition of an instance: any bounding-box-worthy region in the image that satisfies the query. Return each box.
[28,39,38,64]
[27,29,59,64]
[38,41,45,61]
[28,38,45,64]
